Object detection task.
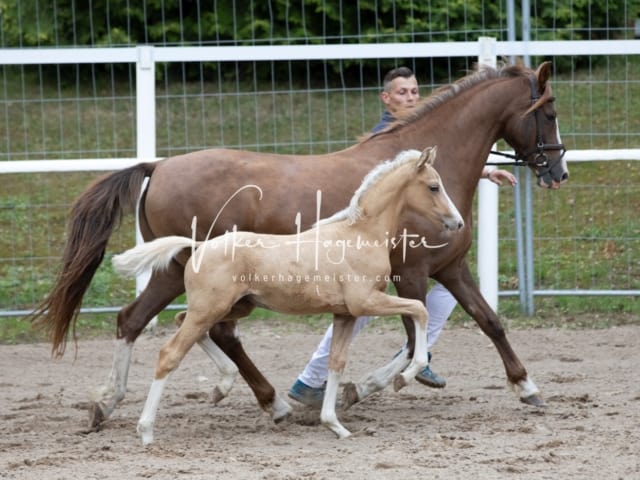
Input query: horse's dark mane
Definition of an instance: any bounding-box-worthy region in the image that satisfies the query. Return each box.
[363,63,531,139]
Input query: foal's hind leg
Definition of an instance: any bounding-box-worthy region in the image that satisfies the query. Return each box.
[89,263,185,428]
[175,311,239,405]
[138,308,218,445]
[177,297,292,423]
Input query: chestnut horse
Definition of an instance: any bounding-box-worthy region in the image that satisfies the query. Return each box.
[31,62,567,428]
[113,147,464,443]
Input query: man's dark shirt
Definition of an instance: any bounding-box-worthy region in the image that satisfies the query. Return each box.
[371,110,395,133]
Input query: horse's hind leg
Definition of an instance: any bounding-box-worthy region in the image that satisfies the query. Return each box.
[209,315,292,422]
[89,263,185,428]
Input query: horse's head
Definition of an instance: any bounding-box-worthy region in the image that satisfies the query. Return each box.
[503,61,569,189]
[411,146,464,231]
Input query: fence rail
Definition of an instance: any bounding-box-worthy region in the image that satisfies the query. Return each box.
[2,38,639,318]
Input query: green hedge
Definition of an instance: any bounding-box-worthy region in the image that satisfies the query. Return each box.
[1,0,637,81]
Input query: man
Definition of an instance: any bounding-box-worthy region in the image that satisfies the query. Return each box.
[288,67,517,408]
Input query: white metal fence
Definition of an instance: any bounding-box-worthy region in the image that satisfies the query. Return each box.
[1,38,639,318]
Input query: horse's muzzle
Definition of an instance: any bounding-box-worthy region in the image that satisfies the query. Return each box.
[444,217,465,231]
[536,157,569,189]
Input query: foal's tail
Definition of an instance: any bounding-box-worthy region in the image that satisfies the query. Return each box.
[30,162,157,357]
[113,236,196,279]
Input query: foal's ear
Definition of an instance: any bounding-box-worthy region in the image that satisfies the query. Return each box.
[535,61,552,93]
[417,146,437,169]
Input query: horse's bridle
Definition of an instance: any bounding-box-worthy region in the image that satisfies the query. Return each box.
[488,74,566,170]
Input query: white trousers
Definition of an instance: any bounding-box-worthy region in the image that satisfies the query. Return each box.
[297,282,458,388]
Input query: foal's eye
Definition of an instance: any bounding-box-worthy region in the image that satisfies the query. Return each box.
[429,185,440,192]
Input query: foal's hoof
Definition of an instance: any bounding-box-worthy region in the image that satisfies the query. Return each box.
[137,422,155,446]
[88,402,106,428]
[341,382,360,411]
[520,393,546,407]
[393,374,408,392]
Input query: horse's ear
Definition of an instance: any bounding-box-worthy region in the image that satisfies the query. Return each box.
[536,61,552,93]
[417,146,437,170]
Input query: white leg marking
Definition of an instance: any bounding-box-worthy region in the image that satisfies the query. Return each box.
[196,333,239,402]
[90,339,133,418]
[137,376,168,446]
[321,370,351,439]
[270,393,293,422]
[515,376,540,399]
[399,318,428,385]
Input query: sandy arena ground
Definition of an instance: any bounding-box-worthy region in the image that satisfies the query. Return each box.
[1,321,638,479]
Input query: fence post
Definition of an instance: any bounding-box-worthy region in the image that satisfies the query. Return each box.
[135,46,157,326]
[477,37,499,312]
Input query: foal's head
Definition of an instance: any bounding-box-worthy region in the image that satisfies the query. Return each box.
[407,147,464,231]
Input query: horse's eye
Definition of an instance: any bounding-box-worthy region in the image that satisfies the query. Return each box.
[429,185,440,192]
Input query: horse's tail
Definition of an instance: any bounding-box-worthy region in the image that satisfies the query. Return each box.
[112,236,196,279]
[30,162,157,357]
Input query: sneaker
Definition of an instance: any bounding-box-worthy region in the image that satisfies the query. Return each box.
[287,379,325,408]
[415,365,446,388]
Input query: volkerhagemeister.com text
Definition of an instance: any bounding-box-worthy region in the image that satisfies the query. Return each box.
[231,273,401,284]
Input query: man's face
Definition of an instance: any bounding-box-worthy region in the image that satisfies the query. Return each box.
[380,75,419,114]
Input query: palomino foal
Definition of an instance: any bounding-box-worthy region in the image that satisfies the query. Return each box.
[113,146,463,444]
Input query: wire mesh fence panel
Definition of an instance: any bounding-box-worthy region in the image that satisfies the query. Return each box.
[1,1,639,318]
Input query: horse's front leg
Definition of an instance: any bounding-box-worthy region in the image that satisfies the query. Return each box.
[440,261,544,406]
[89,265,185,428]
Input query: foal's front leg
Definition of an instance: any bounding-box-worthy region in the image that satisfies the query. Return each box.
[321,314,356,439]
[342,347,410,410]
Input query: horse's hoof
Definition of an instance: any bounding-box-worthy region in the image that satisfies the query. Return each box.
[212,386,226,405]
[341,382,360,410]
[393,374,407,392]
[270,395,293,423]
[273,409,292,424]
[520,393,546,407]
[88,402,106,428]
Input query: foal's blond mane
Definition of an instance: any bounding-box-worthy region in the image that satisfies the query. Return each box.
[363,63,533,138]
[315,149,422,227]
